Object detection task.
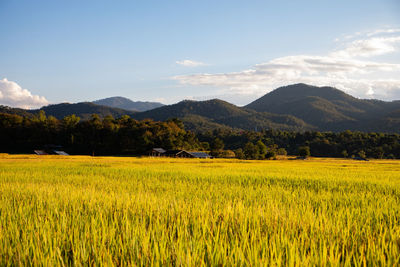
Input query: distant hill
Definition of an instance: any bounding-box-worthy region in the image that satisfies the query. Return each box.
[0,105,35,118]
[1,84,399,133]
[93,96,164,111]
[32,102,136,120]
[245,83,400,132]
[133,99,312,132]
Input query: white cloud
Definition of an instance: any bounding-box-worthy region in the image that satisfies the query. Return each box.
[176,59,207,67]
[367,28,400,37]
[173,28,400,101]
[331,36,400,58]
[0,78,49,109]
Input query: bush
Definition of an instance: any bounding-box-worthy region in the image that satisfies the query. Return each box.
[234,148,245,159]
[265,151,276,159]
[277,148,287,156]
[298,146,311,158]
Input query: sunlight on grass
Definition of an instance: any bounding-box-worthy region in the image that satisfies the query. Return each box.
[0,155,399,265]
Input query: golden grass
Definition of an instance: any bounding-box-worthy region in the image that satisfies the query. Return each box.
[0,154,399,265]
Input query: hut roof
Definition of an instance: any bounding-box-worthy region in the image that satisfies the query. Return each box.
[188,152,211,158]
[152,148,166,154]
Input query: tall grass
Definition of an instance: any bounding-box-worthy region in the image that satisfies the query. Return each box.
[0,155,399,265]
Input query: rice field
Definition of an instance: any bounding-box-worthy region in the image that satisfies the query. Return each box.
[0,154,399,266]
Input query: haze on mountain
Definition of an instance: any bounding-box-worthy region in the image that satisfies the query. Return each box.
[93,97,164,112]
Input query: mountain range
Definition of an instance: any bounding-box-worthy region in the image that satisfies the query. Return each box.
[93,97,164,111]
[1,84,399,132]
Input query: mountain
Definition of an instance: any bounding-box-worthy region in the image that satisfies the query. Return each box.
[132,99,312,132]
[32,102,136,120]
[245,83,400,132]
[1,84,399,133]
[93,96,164,111]
[0,105,35,118]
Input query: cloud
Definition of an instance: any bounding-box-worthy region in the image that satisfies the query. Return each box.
[176,59,207,67]
[331,36,400,58]
[0,78,49,109]
[367,28,400,37]
[173,28,400,101]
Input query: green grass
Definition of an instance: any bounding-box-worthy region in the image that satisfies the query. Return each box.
[0,155,400,266]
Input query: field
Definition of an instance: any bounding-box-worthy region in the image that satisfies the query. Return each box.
[0,155,399,266]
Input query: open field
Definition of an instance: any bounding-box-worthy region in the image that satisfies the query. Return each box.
[0,155,399,265]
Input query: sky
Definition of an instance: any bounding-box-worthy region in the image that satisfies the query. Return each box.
[1,0,400,108]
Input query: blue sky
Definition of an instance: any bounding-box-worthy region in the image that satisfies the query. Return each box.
[1,0,400,108]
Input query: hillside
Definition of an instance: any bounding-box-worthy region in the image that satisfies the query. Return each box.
[1,83,399,133]
[93,97,164,111]
[133,99,312,132]
[0,105,35,118]
[245,83,400,131]
[32,102,137,120]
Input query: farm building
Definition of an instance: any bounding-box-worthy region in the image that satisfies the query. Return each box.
[34,150,48,155]
[172,150,212,158]
[186,152,212,158]
[151,148,212,158]
[34,145,69,156]
[150,148,166,156]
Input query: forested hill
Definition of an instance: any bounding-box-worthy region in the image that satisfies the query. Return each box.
[132,99,312,132]
[34,102,137,120]
[1,83,400,133]
[93,96,164,111]
[245,83,400,132]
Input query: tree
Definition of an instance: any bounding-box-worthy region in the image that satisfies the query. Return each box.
[201,142,210,151]
[244,142,259,160]
[256,140,267,159]
[234,148,245,159]
[358,150,366,159]
[211,138,224,151]
[265,150,276,159]
[298,146,310,158]
[277,148,287,156]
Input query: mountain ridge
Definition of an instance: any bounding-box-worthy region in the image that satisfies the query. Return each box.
[1,83,400,133]
[245,83,400,132]
[93,96,164,111]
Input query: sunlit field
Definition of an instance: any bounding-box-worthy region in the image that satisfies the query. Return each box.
[0,154,399,265]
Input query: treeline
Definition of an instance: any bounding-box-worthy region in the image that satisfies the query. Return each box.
[0,112,201,155]
[1,112,400,159]
[199,129,400,159]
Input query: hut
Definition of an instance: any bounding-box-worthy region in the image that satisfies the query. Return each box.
[150,148,167,157]
[173,150,212,158]
[34,144,69,155]
[151,149,212,158]
[185,151,212,158]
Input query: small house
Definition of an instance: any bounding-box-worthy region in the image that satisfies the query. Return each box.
[185,151,212,158]
[151,148,167,157]
[34,150,48,155]
[149,148,212,158]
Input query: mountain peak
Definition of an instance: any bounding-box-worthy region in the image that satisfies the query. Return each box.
[93,96,164,112]
[245,83,400,130]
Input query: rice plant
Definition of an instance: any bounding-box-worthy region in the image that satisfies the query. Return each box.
[0,155,399,265]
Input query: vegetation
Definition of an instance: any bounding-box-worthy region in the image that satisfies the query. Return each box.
[0,155,399,265]
[245,83,400,132]
[199,129,400,159]
[93,96,164,112]
[2,83,400,132]
[132,99,310,132]
[298,146,311,158]
[0,112,201,155]
[1,110,400,159]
